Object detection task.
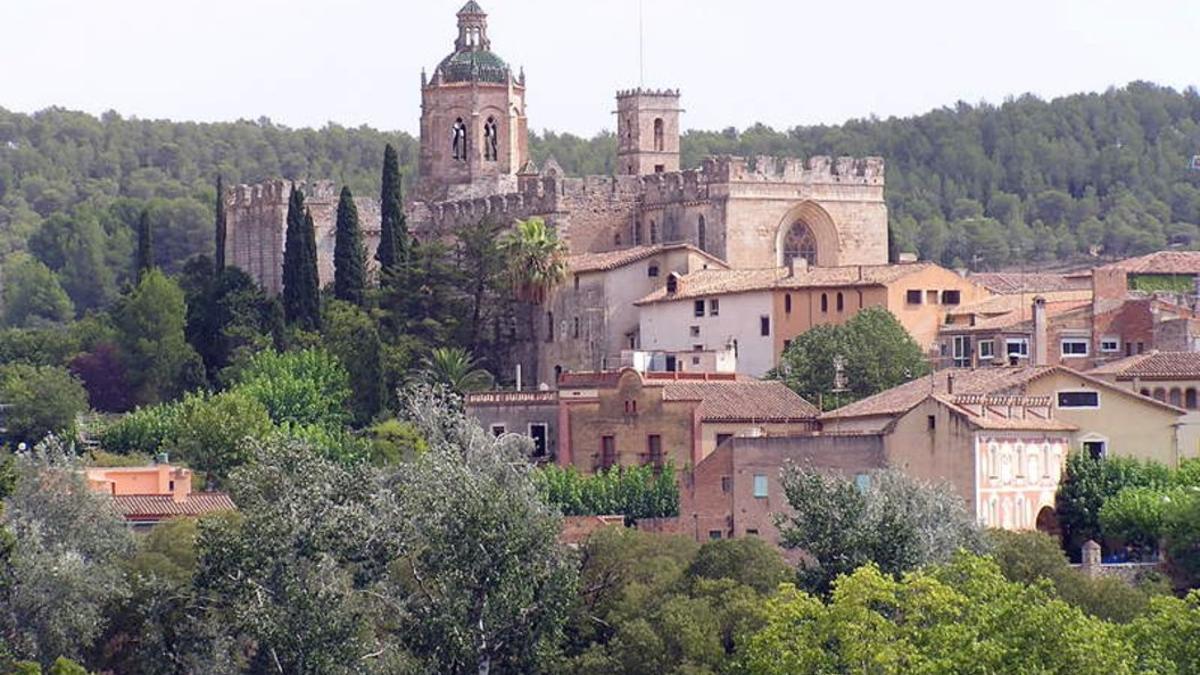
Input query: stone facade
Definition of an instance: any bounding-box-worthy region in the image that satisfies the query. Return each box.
[222,2,890,313]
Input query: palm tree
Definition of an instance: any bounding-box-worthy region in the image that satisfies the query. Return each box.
[499,218,568,381]
[422,347,495,393]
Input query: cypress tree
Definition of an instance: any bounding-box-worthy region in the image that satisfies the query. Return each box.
[333,186,367,305]
[135,209,153,283]
[377,144,408,276]
[282,186,320,330]
[215,174,227,272]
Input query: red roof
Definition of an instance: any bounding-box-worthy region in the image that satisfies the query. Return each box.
[1088,351,1200,379]
[1100,251,1200,275]
[568,243,726,274]
[110,493,236,521]
[662,380,820,422]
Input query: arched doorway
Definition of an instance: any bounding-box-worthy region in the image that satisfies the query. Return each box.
[1035,506,1060,537]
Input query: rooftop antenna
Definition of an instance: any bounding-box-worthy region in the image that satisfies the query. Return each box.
[638,0,645,87]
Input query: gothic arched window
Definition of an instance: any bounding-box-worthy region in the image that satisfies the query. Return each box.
[451,118,468,161]
[783,220,818,266]
[483,117,499,161]
[649,220,658,244]
[654,118,664,152]
[697,215,707,251]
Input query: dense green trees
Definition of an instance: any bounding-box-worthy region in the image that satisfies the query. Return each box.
[281,188,320,331]
[112,269,204,405]
[332,186,366,305]
[770,307,929,410]
[376,143,408,274]
[0,256,73,328]
[534,464,680,521]
[0,364,88,445]
[134,209,153,282]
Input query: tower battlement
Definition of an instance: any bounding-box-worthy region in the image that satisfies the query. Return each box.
[615,88,681,99]
[701,155,885,186]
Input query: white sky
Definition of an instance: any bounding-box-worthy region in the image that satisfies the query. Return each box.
[1,0,1197,136]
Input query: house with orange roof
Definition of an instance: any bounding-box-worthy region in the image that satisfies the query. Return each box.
[822,365,1189,530]
[1088,351,1200,457]
[86,460,236,528]
[538,243,728,385]
[635,259,990,377]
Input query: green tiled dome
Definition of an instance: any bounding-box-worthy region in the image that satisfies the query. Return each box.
[437,49,509,84]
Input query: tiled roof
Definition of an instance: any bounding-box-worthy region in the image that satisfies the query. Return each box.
[1101,251,1200,275]
[635,262,944,305]
[943,300,1091,333]
[662,380,820,422]
[823,365,1183,420]
[968,272,1091,294]
[932,395,1078,431]
[1088,351,1200,379]
[110,493,236,520]
[949,290,1093,318]
[568,244,726,274]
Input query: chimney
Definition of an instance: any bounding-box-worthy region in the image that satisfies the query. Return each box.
[1032,296,1048,366]
[170,468,191,504]
[790,257,809,277]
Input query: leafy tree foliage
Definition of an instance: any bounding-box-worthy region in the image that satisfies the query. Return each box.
[321,300,385,425]
[777,466,986,594]
[771,307,929,410]
[0,255,73,328]
[1055,452,1171,555]
[738,553,1140,674]
[0,441,135,667]
[231,347,351,429]
[332,186,366,305]
[419,346,495,393]
[112,269,204,405]
[0,364,88,445]
[68,342,132,412]
[170,390,273,485]
[534,464,680,520]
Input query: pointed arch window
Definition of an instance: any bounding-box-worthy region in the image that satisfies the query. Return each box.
[654,118,665,152]
[697,215,707,251]
[451,118,468,161]
[783,220,818,266]
[483,117,499,161]
[650,220,658,245]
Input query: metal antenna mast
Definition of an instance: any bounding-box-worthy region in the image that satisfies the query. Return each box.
[639,0,645,87]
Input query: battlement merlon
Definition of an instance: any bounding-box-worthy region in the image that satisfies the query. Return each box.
[615,87,681,99]
[225,179,341,209]
[700,155,885,186]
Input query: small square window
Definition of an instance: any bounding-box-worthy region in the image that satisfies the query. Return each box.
[942,290,961,305]
[1060,339,1089,357]
[760,316,770,336]
[690,325,700,337]
[648,264,659,278]
[1006,339,1029,357]
[694,300,705,317]
[716,433,733,448]
[906,290,923,304]
[709,299,720,316]
[979,340,995,360]
[490,424,506,437]
[691,356,701,365]
[854,474,871,493]
[720,476,732,493]
[927,415,936,431]
[753,474,768,498]
[1100,338,1120,353]
[746,529,760,536]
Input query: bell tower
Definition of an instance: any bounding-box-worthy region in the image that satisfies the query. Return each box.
[417,2,529,201]
[616,88,682,176]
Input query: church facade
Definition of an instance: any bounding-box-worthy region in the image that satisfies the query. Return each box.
[221,2,890,380]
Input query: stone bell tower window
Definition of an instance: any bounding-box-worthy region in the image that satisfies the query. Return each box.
[452,118,468,161]
[484,117,498,161]
[654,118,665,152]
[697,215,707,251]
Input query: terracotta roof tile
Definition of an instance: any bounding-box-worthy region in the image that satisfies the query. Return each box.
[1101,251,1200,275]
[110,493,236,520]
[948,290,1093,318]
[943,300,1091,333]
[662,380,819,422]
[636,268,785,304]
[968,272,1091,294]
[1087,351,1200,379]
[568,244,726,274]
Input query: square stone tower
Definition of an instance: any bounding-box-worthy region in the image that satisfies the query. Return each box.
[616,88,682,176]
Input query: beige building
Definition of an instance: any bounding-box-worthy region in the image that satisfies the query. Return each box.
[823,366,1189,528]
[635,261,990,377]
[1088,351,1200,458]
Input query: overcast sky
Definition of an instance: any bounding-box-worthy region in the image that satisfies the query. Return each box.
[2,0,1197,137]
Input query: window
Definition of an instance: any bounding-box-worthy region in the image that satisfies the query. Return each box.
[821,293,829,312]
[1188,388,1198,410]
[746,529,759,536]
[600,436,616,469]
[691,356,700,365]
[942,290,961,305]
[716,433,733,448]
[709,299,720,316]
[648,264,659,278]
[1100,337,1120,353]
[574,275,580,290]
[720,476,732,493]
[753,474,768,498]
[783,339,792,351]
[785,293,792,313]
[451,118,468,161]
[927,415,936,431]
[1006,338,1029,358]
[545,312,554,342]
[690,325,700,337]
[697,215,707,251]
[168,480,175,491]
[1137,342,1145,354]
[708,530,723,540]
[692,344,704,352]
[760,316,770,336]
[647,434,663,466]
[666,275,678,294]
[634,221,642,245]
[573,317,580,339]
[1060,339,1089,357]
[1057,391,1100,409]
[694,300,705,317]
[906,289,923,304]
[654,164,665,174]
[483,117,498,161]
[490,424,506,437]
[654,118,665,151]
[1083,440,1106,460]
[529,423,548,456]
[926,290,939,305]
[650,220,658,244]
[1170,388,1183,407]
[783,221,818,265]
[614,232,622,246]
[836,292,845,312]
[854,474,872,493]
[952,335,971,368]
[979,340,995,360]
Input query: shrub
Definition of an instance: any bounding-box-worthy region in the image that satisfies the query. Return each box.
[1056,452,1171,554]
[534,463,679,520]
[99,401,183,455]
[1098,486,1179,552]
[231,348,350,428]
